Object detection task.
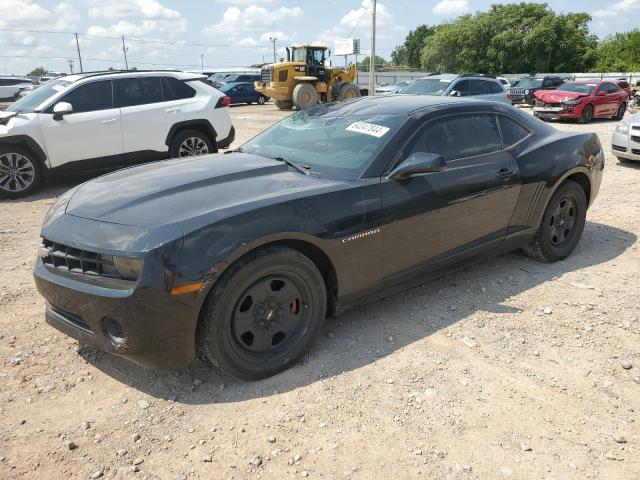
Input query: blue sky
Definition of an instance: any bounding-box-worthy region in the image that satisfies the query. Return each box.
[0,0,637,74]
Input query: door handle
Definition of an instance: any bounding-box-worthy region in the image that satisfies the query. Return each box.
[165,108,179,113]
[496,168,515,179]
[101,118,118,124]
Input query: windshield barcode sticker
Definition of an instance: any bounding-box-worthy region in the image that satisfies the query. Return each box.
[346,121,390,138]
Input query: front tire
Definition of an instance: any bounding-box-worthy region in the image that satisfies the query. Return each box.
[338,84,361,101]
[198,246,327,380]
[292,83,319,110]
[169,129,216,158]
[523,180,587,262]
[614,102,626,120]
[0,145,43,198]
[257,95,267,105]
[578,104,593,124]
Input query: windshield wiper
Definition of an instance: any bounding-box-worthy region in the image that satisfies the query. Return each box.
[224,146,243,154]
[270,156,310,175]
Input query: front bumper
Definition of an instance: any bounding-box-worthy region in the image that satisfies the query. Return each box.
[511,93,535,105]
[611,129,640,161]
[533,105,580,120]
[34,259,201,369]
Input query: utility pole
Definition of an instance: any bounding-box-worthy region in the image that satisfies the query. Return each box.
[68,59,74,74]
[74,33,83,73]
[122,36,129,70]
[269,36,277,64]
[200,54,204,70]
[368,0,376,96]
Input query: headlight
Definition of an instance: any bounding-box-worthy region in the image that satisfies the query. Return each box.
[615,120,629,135]
[99,254,143,281]
[563,98,582,106]
[525,89,530,94]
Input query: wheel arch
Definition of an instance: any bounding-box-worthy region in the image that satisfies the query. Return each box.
[165,120,217,147]
[201,234,339,319]
[0,135,48,168]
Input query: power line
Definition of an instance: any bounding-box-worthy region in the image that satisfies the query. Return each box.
[347,0,373,38]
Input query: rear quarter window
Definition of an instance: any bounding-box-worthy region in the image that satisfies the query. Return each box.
[162,77,196,101]
[498,116,530,148]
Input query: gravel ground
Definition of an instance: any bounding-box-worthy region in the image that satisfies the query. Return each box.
[0,103,639,480]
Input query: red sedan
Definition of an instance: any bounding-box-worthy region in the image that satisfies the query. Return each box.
[533,80,628,123]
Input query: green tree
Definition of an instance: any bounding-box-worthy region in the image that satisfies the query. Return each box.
[392,25,436,68]
[418,3,596,74]
[358,55,388,71]
[28,66,47,77]
[593,30,640,71]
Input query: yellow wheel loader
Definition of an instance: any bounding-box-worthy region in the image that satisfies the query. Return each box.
[255,44,361,110]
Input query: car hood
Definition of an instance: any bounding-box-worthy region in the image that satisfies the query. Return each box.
[535,90,586,103]
[65,153,343,228]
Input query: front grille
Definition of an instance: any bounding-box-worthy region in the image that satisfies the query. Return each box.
[260,66,272,84]
[631,135,640,143]
[509,88,525,96]
[632,149,640,155]
[40,238,119,278]
[535,100,562,108]
[612,144,627,152]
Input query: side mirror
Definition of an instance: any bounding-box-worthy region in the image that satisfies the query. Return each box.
[53,102,73,120]
[449,90,461,97]
[387,152,447,181]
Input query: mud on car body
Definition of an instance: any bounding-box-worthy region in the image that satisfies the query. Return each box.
[34,95,604,379]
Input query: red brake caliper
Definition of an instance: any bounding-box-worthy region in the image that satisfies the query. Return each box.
[290,299,299,314]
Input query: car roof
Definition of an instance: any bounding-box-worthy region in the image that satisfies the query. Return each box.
[569,80,606,85]
[223,81,254,87]
[310,94,487,116]
[0,76,31,80]
[59,70,204,83]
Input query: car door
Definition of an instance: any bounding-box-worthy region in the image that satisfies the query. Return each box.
[39,79,123,169]
[379,112,522,278]
[603,83,621,114]
[592,84,612,116]
[115,76,185,158]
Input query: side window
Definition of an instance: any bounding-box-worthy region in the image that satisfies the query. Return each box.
[452,79,471,96]
[407,114,502,162]
[59,81,113,113]
[161,77,196,101]
[114,77,163,107]
[482,80,503,94]
[542,78,553,87]
[498,116,530,148]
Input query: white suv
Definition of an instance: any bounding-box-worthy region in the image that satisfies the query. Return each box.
[0,76,36,101]
[0,70,234,198]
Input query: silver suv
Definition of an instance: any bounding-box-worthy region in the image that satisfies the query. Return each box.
[401,73,510,104]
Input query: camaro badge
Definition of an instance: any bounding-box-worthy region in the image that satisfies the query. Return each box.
[342,228,380,243]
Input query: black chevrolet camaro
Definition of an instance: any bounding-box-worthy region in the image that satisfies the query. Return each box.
[34,95,604,379]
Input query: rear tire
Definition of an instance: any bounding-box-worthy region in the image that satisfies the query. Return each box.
[0,144,43,199]
[169,129,216,158]
[275,100,294,110]
[292,83,319,110]
[198,246,327,380]
[338,84,361,101]
[257,95,267,105]
[522,180,587,262]
[578,104,593,124]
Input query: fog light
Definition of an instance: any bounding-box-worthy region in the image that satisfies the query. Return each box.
[103,317,127,347]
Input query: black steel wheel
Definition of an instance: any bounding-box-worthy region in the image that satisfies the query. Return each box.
[0,145,43,198]
[578,104,593,124]
[523,180,587,262]
[198,246,326,379]
[614,102,626,120]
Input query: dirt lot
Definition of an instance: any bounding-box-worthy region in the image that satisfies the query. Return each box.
[1,102,639,480]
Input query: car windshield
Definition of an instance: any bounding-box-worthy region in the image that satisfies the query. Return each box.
[6,79,70,113]
[241,111,406,179]
[556,83,597,94]
[516,78,543,89]
[401,78,451,96]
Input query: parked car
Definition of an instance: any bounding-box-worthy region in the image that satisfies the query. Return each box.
[611,110,640,163]
[533,80,628,123]
[0,76,36,100]
[497,76,510,88]
[210,73,260,90]
[39,72,67,83]
[615,78,632,98]
[33,95,604,379]
[221,82,268,105]
[509,76,564,105]
[375,80,413,95]
[0,70,234,198]
[401,74,510,103]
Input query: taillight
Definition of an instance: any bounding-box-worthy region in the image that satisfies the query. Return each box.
[215,96,231,108]
[507,93,512,101]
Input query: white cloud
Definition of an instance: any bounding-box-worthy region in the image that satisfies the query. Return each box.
[432,0,469,16]
[593,0,639,17]
[86,0,181,20]
[202,4,303,45]
[87,18,187,37]
[0,0,49,26]
[216,0,275,4]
